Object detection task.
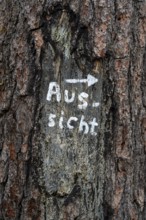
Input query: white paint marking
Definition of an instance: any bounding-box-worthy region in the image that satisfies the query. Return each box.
[89,118,98,136]
[59,111,64,129]
[67,117,78,129]
[92,102,100,107]
[64,90,75,103]
[48,114,56,127]
[66,74,98,87]
[46,82,61,102]
[79,115,89,134]
[78,92,89,110]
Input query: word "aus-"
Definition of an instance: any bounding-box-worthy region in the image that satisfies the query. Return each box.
[46,82,99,110]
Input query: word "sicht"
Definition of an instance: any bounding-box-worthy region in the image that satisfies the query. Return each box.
[48,112,98,136]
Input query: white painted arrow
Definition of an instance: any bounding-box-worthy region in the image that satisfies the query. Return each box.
[65,74,98,87]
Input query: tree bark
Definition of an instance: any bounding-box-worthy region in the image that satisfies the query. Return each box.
[0,0,146,219]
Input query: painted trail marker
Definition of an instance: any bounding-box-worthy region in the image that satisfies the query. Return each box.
[65,74,98,87]
[46,74,100,136]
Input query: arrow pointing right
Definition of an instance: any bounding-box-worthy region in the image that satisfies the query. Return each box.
[65,74,98,87]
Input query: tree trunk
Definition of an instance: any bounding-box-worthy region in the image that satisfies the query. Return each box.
[0,0,146,219]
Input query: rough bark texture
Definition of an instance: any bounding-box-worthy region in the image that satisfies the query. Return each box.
[0,0,146,219]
